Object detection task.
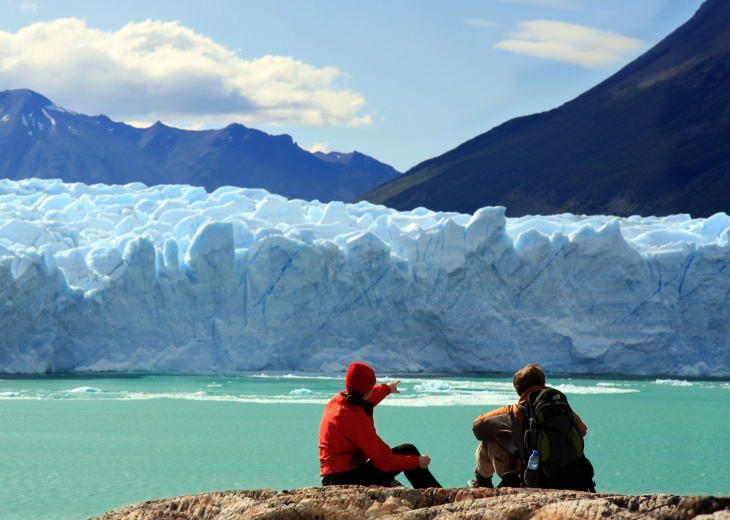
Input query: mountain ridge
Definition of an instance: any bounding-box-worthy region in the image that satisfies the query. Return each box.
[0,88,400,202]
[359,0,730,218]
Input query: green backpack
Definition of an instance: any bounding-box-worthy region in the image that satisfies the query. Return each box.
[518,387,596,492]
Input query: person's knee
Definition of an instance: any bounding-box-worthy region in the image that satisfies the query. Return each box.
[392,443,420,456]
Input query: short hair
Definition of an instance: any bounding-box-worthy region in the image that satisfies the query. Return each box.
[513,364,545,396]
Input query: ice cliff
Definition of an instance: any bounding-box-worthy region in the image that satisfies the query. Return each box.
[1,178,729,376]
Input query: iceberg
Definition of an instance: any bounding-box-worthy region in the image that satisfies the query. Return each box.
[69,386,102,393]
[1,178,729,377]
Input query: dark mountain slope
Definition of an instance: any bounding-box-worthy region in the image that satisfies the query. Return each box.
[0,89,400,202]
[360,0,730,217]
[0,90,162,187]
[314,151,400,180]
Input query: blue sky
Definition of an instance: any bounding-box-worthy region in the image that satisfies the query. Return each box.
[1,0,705,172]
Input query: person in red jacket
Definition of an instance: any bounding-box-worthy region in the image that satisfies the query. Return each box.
[319,362,441,488]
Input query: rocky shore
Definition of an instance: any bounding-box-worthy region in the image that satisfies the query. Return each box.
[93,486,730,519]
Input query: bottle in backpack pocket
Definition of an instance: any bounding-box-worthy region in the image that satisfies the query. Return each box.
[527,450,540,471]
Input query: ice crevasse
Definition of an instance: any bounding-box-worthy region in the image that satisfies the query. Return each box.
[1,178,729,376]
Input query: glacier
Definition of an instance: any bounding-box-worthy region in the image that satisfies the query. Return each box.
[1,178,729,377]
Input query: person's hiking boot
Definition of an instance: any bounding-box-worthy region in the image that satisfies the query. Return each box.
[466,471,493,489]
[388,478,404,487]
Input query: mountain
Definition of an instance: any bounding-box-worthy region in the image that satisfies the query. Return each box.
[360,0,730,218]
[313,151,400,182]
[0,89,400,202]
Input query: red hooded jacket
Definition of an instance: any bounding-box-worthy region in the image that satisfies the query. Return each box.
[319,383,419,475]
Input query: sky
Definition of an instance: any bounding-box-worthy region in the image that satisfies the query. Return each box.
[0,0,706,173]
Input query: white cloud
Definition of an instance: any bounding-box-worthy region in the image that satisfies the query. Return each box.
[466,19,498,29]
[0,18,372,128]
[495,20,644,68]
[306,142,329,154]
[20,2,38,12]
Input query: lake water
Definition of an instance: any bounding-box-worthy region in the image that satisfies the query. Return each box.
[1,374,728,520]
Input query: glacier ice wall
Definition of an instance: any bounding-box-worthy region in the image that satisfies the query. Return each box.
[1,178,729,376]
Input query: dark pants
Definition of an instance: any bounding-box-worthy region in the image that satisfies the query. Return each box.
[321,443,441,489]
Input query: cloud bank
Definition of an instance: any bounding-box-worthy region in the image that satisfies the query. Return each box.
[495,20,644,68]
[0,18,372,128]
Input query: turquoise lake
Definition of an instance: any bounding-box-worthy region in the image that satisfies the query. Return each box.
[1,374,728,520]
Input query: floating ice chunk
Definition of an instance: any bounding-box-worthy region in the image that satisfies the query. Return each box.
[654,379,693,386]
[553,384,639,394]
[413,381,452,392]
[290,388,313,395]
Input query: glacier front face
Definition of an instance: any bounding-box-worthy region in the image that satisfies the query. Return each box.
[1,178,729,376]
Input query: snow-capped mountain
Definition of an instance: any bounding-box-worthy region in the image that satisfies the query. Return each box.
[0,89,400,202]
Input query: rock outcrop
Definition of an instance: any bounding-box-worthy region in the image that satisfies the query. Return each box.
[93,486,730,519]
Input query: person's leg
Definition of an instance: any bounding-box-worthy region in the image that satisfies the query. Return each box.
[485,438,510,478]
[392,444,442,489]
[322,462,394,487]
[322,444,442,489]
[468,442,495,487]
[354,461,399,487]
[476,439,510,478]
[475,442,495,478]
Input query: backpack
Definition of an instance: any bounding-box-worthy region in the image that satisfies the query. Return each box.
[517,387,596,492]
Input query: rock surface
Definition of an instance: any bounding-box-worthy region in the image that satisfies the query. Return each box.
[92,487,730,519]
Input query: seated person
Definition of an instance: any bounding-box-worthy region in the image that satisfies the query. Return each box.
[469,363,587,488]
[319,362,441,489]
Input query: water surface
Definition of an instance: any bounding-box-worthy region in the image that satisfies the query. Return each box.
[1,374,727,519]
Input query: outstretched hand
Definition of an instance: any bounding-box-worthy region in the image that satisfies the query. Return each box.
[387,380,401,394]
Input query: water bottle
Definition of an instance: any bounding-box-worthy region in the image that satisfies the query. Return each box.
[527,449,540,471]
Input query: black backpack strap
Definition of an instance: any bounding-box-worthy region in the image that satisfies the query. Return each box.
[516,402,530,467]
